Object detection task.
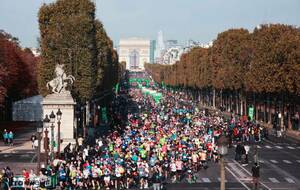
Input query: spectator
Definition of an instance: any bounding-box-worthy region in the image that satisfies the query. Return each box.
[31,134,36,149]
[3,129,8,145]
[252,163,260,190]
[7,131,13,146]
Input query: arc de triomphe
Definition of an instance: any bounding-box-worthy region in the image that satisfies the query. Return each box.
[118,38,150,71]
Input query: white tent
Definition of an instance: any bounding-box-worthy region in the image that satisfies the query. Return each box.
[12,95,43,121]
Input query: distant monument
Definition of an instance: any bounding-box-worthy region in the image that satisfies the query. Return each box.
[42,64,76,151]
[118,38,150,71]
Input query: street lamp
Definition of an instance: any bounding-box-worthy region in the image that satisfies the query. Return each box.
[56,108,62,156]
[218,135,229,190]
[36,122,43,174]
[81,106,86,138]
[43,115,50,165]
[49,111,56,161]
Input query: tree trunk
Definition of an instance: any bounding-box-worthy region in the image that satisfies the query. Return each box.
[287,104,292,129]
[220,90,223,109]
[267,94,272,124]
[280,93,284,130]
[236,90,239,115]
[213,88,216,109]
[240,91,244,116]
[245,92,248,117]
[254,93,258,121]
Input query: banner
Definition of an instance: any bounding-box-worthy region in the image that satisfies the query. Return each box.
[248,107,254,120]
[101,107,108,123]
[115,83,119,94]
[12,176,25,188]
[12,175,52,189]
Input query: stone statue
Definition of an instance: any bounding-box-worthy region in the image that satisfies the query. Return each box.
[46,64,75,94]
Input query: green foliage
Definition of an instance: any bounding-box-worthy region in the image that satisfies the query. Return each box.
[38,0,120,102]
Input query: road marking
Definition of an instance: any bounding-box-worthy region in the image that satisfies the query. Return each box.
[225,167,251,190]
[285,177,295,183]
[227,163,248,179]
[257,145,262,149]
[297,146,300,149]
[202,178,211,183]
[218,177,227,182]
[283,160,292,164]
[296,160,300,163]
[232,160,272,190]
[275,146,283,149]
[270,160,278,164]
[265,145,272,149]
[287,146,295,150]
[269,178,280,183]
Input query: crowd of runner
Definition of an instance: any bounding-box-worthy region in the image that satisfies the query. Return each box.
[0,77,267,190]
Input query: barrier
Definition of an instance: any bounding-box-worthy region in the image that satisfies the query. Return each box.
[12,175,54,189]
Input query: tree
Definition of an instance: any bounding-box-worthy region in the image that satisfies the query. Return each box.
[0,30,38,106]
[146,24,300,126]
[38,0,97,102]
[38,0,120,104]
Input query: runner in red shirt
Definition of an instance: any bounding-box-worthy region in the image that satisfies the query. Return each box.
[22,168,30,188]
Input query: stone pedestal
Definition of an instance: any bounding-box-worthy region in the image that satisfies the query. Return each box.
[42,92,76,152]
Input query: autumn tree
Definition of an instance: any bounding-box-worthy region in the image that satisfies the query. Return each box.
[0,30,38,107]
[146,24,300,128]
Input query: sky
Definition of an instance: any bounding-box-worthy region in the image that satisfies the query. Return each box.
[0,0,299,48]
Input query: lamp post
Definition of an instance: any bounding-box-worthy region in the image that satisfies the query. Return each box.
[56,108,62,156]
[49,111,56,161]
[218,135,229,190]
[43,115,50,166]
[82,106,86,138]
[36,122,43,174]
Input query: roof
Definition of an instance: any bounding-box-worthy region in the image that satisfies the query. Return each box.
[13,95,43,104]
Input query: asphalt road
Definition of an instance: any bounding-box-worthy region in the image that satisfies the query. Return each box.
[1,91,300,189]
[224,135,300,190]
[163,135,300,190]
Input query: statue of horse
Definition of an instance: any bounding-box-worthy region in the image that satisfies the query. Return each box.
[46,64,75,94]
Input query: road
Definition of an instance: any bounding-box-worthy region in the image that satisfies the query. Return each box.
[164,135,300,190]
[1,93,300,189]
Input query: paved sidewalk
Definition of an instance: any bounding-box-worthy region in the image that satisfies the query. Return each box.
[0,130,35,153]
[0,128,38,174]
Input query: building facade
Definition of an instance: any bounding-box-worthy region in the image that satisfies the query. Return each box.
[150,40,156,64]
[155,30,165,60]
[118,38,150,71]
